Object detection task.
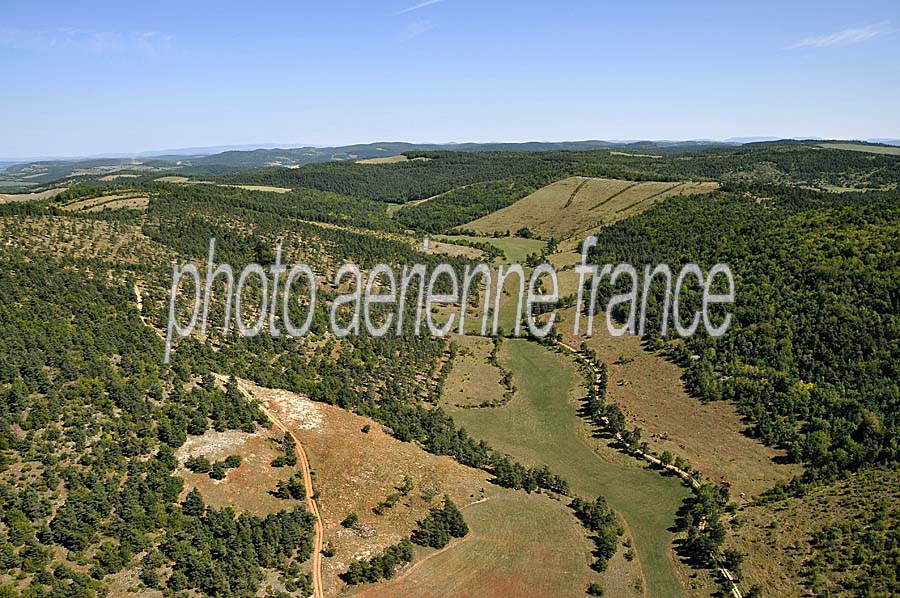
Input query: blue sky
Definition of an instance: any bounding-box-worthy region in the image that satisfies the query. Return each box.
[1,0,898,157]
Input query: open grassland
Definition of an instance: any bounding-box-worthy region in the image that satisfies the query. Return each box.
[446,339,690,597]
[728,468,900,596]
[349,492,604,598]
[463,177,717,240]
[556,307,801,501]
[231,184,293,193]
[442,336,506,408]
[244,378,598,597]
[60,192,150,212]
[357,155,429,165]
[435,234,545,263]
[817,142,900,156]
[0,187,66,203]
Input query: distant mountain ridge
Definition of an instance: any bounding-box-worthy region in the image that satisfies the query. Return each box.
[2,138,899,188]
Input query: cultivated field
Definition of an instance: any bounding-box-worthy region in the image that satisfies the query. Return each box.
[350,492,599,598]
[817,142,900,155]
[463,177,718,240]
[435,234,545,263]
[446,339,689,597]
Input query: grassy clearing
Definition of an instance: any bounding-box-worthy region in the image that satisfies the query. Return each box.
[442,336,506,408]
[610,151,662,158]
[175,428,299,517]
[817,142,900,156]
[434,234,545,263]
[0,181,37,191]
[447,339,690,597]
[463,176,717,240]
[155,177,293,194]
[556,307,800,501]
[60,192,150,212]
[98,173,140,181]
[349,492,603,598]
[0,187,66,203]
[388,182,478,217]
[357,155,408,164]
[231,184,293,193]
[422,238,485,260]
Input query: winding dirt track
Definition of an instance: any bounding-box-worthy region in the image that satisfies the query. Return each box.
[254,401,325,598]
[136,284,325,597]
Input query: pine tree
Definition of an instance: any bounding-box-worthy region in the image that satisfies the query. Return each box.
[182,488,205,517]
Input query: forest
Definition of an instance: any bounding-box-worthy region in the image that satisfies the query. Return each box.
[587,183,900,483]
[223,143,900,208]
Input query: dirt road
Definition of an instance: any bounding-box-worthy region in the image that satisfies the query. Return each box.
[256,401,325,598]
[219,377,325,598]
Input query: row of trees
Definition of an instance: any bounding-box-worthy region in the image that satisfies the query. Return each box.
[339,539,414,585]
[570,496,622,573]
[411,496,469,549]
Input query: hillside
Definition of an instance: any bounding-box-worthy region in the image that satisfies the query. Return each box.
[0,142,898,597]
[461,176,718,240]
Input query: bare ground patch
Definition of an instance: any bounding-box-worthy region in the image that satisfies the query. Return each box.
[175,429,300,517]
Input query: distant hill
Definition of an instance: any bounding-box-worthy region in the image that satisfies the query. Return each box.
[0,140,738,187]
[867,138,900,146]
[4,137,898,188]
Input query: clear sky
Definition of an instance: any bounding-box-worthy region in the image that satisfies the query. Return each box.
[1,0,898,157]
